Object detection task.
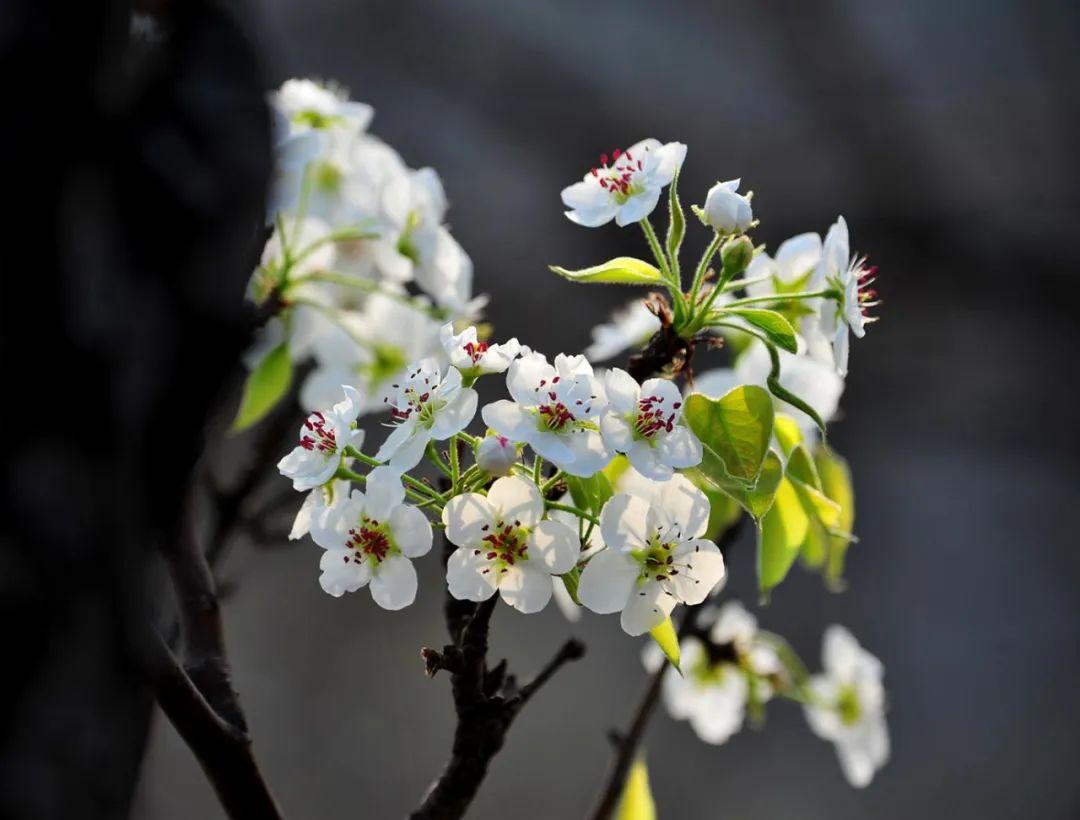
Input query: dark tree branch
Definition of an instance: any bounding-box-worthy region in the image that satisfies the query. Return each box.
[411,536,585,820]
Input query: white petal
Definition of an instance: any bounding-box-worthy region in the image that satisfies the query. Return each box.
[362,466,406,521]
[388,429,431,472]
[443,493,496,548]
[289,490,320,541]
[652,141,687,184]
[627,440,673,481]
[486,476,544,529]
[389,504,433,558]
[430,387,478,440]
[278,446,336,492]
[577,548,638,614]
[529,430,576,465]
[310,495,362,552]
[551,577,582,622]
[657,474,710,539]
[446,546,499,602]
[318,550,370,597]
[561,430,613,477]
[481,400,536,442]
[600,411,636,453]
[669,539,725,604]
[620,579,676,636]
[615,187,662,226]
[374,418,418,463]
[498,563,553,614]
[657,426,703,469]
[369,555,418,610]
[528,519,579,574]
[506,353,554,406]
[600,493,651,553]
[603,368,640,412]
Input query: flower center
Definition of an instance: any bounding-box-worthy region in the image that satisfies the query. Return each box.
[856,263,880,318]
[633,395,680,440]
[345,517,397,565]
[387,368,444,428]
[590,147,646,203]
[462,340,489,365]
[639,536,679,582]
[299,411,337,455]
[836,684,863,726]
[474,519,529,572]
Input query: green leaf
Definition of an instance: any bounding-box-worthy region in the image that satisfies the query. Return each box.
[684,448,784,522]
[549,257,665,286]
[683,387,775,487]
[773,413,803,456]
[649,615,681,672]
[815,445,856,588]
[786,445,822,488]
[666,169,686,273]
[566,472,614,517]
[757,477,810,597]
[560,566,582,606]
[616,756,657,820]
[715,308,798,353]
[602,454,632,487]
[764,343,826,436]
[231,342,293,432]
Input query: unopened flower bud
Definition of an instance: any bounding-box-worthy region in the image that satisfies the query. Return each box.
[702,179,753,234]
[476,434,516,476]
[721,235,755,276]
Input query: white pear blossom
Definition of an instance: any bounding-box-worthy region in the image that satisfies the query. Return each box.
[268,107,322,221]
[548,501,604,622]
[289,478,351,541]
[309,467,432,608]
[475,434,517,477]
[482,351,612,478]
[804,626,889,788]
[745,232,822,297]
[710,600,782,680]
[577,474,726,635]
[600,369,702,481]
[584,299,660,363]
[810,217,879,377]
[277,386,365,491]
[561,139,686,228]
[443,476,579,614]
[694,338,844,436]
[374,359,478,472]
[440,324,520,383]
[271,78,373,135]
[701,179,753,234]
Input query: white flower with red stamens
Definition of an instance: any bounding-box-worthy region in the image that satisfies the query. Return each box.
[289,478,351,541]
[475,434,518,477]
[481,351,612,478]
[277,386,365,491]
[375,359,478,472]
[600,369,702,481]
[577,474,726,636]
[309,467,432,608]
[584,299,661,363]
[440,323,521,384]
[804,626,890,788]
[811,217,880,377]
[701,179,754,234]
[561,139,687,228]
[443,476,579,614]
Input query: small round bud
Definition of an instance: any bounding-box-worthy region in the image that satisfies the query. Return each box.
[476,434,516,477]
[721,235,755,276]
[702,179,753,234]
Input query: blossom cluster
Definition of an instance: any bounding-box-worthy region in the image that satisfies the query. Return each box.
[253,91,888,792]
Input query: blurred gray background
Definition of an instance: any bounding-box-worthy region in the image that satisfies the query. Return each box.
[133,1,1079,817]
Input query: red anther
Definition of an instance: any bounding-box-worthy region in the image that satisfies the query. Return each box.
[600,153,609,166]
[613,148,622,160]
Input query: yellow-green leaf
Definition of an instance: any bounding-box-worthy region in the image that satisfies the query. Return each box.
[815,445,856,588]
[773,413,803,456]
[549,257,665,286]
[649,615,681,672]
[757,477,810,597]
[684,386,774,487]
[616,756,657,820]
[566,472,614,517]
[684,448,784,522]
[231,342,292,432]
[716,308,798,353]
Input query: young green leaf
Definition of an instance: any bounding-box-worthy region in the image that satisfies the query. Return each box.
[815,445,856,589]
[566,472,614,517]
[666,169,686,276]
[616,756,657,820]
[231,342,293,432]
[560,565,582,606]
[773,413,804,456]
[649,615,681,672]
[683,386,775,487]
[549,257,665,286]
[714,308,798,353]
[684,448,784,522]
[757,477,810,598]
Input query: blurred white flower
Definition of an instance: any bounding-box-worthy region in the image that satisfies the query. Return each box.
[375,360,478,472]
[277,386,365,491]
[600,369,702,480]
[701,179,753,234]
[271,79,373,134]
[584,299,660,364]
[309,467,432,608]
[482,351,612,478]
[561,140,686,227]
[577,474,726,635]
[804,626,889,788]
[443,477,578,614]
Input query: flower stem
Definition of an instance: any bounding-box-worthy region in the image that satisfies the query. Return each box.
[345,447,448,503]
[721,289,837,309]
[449,435,461,493]
[688,232,723,306]
[532,455,544,484]
[540,470,565,496]
[544,501,599,525]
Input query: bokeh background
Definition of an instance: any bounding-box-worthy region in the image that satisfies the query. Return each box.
[120,0,1077,817]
